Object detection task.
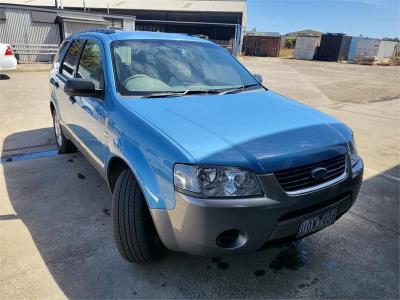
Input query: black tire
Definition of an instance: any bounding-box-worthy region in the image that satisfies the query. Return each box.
[52,109,76,154]
[112,169,166,263]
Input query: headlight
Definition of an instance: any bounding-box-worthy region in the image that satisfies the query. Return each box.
[173,164,263,198]
[348,133,359,166]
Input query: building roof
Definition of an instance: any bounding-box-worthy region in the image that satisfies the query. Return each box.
[245,32,280,37]
[2,0,246,13]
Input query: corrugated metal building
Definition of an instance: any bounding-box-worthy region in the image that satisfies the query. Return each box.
[0,4,135,61]
[294,36,319,60]
[242,32,281,57]
[2,0,247,55]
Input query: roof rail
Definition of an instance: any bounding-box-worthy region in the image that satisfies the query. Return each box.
[74,28,117,35]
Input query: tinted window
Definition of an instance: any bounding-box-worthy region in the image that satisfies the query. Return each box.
[76,40,103,90]
[61,40,81,78]
[111,40,259,95]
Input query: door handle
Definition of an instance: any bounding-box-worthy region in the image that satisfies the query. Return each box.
[50,77,59,88]
[69,96,76,104]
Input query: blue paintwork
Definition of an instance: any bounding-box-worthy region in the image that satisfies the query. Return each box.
[50,31,353,210]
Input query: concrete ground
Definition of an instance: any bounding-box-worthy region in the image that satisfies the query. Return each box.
[0,59,399,299]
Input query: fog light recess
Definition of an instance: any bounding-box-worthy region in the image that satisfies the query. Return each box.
[216,229,247,249]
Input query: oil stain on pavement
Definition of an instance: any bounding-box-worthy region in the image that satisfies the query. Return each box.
[254,269,266,277]
[269,245,307,272]
[211,257,230,270]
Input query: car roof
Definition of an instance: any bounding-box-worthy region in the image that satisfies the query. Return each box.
[69,30,214,44]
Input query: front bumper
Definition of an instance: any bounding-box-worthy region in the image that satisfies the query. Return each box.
[151,158,364,256]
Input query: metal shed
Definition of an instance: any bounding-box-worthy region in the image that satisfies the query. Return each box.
[294,36,319,60]
[242,32,281,57]
[0,6,60,62]
[0,4,135,62]
[315,33,345,61]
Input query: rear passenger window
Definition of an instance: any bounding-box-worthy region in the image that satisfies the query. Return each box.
[76,40,104,90]
[61,40,82,78]
[53,40,69,69]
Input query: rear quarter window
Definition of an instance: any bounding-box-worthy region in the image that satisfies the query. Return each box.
[60,40,82,78]
[53,40,69,69]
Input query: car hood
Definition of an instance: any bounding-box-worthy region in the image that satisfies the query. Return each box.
[123,90,351,173]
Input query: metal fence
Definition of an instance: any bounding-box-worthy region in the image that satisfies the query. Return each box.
[11,44,59,62]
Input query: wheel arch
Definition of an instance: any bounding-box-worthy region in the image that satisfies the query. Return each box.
[107,156,130,193]
[106,148,172,210]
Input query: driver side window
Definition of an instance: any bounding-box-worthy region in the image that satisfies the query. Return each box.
[76,40,104,90]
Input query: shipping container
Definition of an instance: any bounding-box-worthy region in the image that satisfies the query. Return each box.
[242,34,281,57]
[347,37,359,61]
[348,37,380,62]
[294,36,319,60]
[377,40,398,60]
[355,38,380,58]
[338,35,352,61]
[315,33,344,61]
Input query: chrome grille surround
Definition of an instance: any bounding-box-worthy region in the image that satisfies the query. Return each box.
[274,154,348,195]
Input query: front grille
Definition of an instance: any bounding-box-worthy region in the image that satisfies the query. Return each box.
[274,154,347,192]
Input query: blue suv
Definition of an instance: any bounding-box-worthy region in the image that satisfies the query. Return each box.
[49,30,363,263]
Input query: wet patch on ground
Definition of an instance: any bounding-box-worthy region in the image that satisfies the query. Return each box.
[298,277,319,289]
[269,244,307,272]
[211,257,230,270]
[254,269,266,277]
[0,149,58,164]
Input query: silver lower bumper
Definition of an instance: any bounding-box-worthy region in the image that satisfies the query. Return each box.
[151,159,364,256]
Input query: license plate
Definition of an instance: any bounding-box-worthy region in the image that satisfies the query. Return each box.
[297,208,338,238]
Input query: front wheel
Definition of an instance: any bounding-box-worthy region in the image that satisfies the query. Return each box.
[112,169,166,263]
[52,109,76,154]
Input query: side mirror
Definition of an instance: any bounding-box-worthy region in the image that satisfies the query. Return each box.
[253,74,263,84]
[64,78,102,97]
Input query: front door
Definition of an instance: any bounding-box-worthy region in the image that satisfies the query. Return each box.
[69,39,107,169]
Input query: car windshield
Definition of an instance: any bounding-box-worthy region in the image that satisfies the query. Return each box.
[111,39,260,96]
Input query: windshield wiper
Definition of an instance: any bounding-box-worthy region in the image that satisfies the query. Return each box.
[218,83,262,95]
[139,89,220,99]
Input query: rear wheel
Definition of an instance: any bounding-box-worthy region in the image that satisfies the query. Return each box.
[52,109,76,154]
[112,169,166,263]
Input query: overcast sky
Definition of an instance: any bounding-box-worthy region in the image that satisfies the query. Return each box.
[247,0,399,38]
